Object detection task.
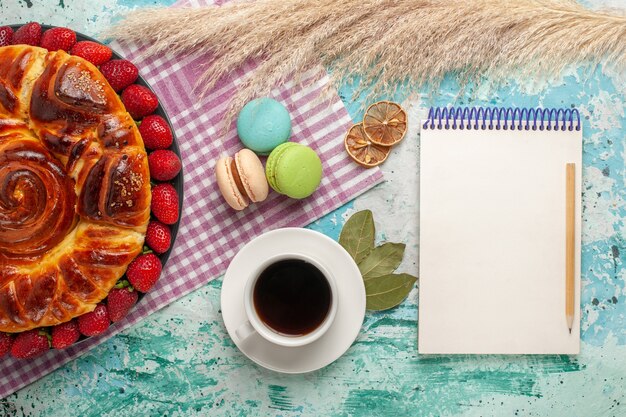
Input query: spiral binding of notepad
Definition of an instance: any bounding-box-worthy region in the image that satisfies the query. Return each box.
[423,107,581,131]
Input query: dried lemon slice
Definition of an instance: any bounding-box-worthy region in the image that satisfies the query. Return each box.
[344,122,391,168]
[362,101,407,146]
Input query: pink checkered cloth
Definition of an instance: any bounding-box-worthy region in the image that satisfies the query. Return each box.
[0,0,384,399]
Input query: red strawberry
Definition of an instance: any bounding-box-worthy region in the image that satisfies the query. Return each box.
[122,84,158,120]
[12,22,41,46]
[149,150,181,181]
[40,27,76,52]
[0,332,13,358]
[145,221,172,254]
[0,26,13,47]
[151,183,179,224]
[51,320,80,349]
[139,115,173,150]
[126,254,162,293]
[77,304,110,337]
[107,285,138,322]
[10,329,50,359]
[100,59,138,92]
[70,41,112,66]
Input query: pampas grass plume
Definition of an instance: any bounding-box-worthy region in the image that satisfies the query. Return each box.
[107,0,626,117]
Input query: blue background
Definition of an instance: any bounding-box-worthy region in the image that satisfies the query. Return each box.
[0,0,624,415]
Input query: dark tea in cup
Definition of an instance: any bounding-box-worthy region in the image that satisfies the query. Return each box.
[253,259,332,336]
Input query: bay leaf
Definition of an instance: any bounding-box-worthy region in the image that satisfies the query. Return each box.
[365,273,417,311]
[339,210,375,264]
[358,242,405,280]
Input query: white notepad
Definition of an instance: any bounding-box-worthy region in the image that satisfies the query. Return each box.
[418,107,582,354]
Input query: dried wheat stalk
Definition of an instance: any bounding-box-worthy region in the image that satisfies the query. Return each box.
[106,0,626,117]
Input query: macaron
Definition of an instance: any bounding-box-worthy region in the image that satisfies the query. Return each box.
[265,143,323,199]
[237,97,291,155]
[215,149,269,210]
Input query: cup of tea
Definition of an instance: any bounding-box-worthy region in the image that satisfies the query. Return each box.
[234,253,338,347]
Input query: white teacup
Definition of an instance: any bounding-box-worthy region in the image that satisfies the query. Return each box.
[233,253,338,348]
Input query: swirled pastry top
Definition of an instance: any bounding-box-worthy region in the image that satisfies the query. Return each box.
[0,45,151,333]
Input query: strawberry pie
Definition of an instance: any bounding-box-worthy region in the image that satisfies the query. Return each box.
[0,44,151,334]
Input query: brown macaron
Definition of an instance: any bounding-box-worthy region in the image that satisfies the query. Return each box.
[215,149,269,210]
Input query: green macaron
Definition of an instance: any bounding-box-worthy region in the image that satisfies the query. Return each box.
[265,143,323,199]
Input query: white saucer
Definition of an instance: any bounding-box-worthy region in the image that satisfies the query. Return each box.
[221,228,366,374]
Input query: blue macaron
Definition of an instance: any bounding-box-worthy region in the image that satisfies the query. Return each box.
[237,97,291,155]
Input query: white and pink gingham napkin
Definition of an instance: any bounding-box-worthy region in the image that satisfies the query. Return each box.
[0,0,383,398]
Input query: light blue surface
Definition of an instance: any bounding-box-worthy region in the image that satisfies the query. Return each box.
[237,97,292,155]
[0,1,625,416]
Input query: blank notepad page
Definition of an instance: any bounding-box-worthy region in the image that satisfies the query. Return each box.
[418,108,582,354]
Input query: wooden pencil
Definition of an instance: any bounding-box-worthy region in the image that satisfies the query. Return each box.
[565,163,576,334]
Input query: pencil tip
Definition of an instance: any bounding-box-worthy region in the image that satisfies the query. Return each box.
[569,328,572,334]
